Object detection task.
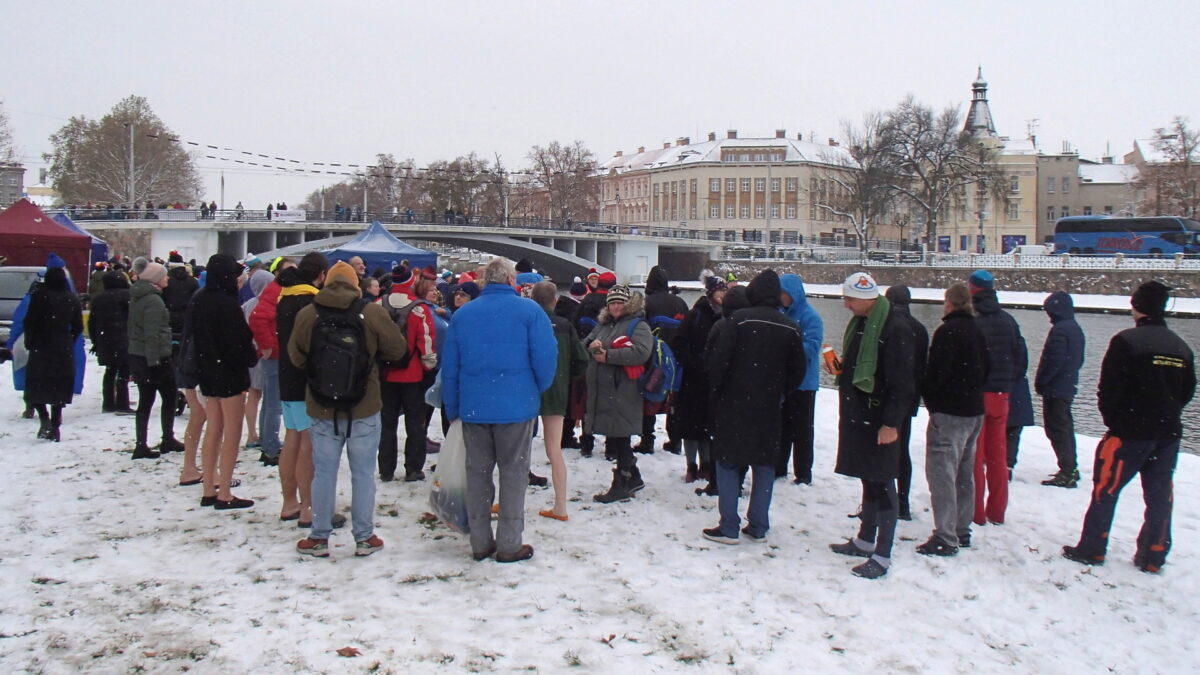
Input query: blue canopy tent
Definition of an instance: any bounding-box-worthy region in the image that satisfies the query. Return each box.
[51,213,109,267]
[325,221,437,274]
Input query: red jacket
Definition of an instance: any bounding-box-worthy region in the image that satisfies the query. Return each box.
[381,288,436,383]
[248,280,283,358]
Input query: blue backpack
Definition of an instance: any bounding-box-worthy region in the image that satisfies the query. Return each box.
[626,317,682,402]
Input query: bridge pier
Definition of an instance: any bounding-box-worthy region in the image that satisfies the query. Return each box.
[304,230,334,242]
[217,231,248,259]
[247,231,275,256]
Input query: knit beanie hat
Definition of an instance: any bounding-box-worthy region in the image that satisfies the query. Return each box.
[515,258,534,273]
[885,284,912,305]
[326,261,361,294]
[139,262,168,285]
[586,268,600,281]
[842,272,879,300]
[607,284,631,304]
[421,264,439,281]
[391,264,412,285]
[598,271,618,289]
[968,269,994,291]
[456,281,481,300]
[569,281,587,298]
[705,275,728,298]
[1131,280,1171,318]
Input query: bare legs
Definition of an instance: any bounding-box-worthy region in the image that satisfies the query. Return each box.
[279,428,314,522]
[243,387,262,445]
[541,415,567,517]
[179,388,206,483]
[201,393,247,501]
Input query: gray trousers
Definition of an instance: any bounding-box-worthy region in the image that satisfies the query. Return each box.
[925,412,983,547]
[463,420,535,557]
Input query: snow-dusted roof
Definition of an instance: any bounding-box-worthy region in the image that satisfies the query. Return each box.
[1079,163,1138,184]
[1001,138,1038,155]
[599,137,856,174]
[1133,139,1172,164]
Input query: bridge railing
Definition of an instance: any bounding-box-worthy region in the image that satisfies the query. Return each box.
[719,246,1200,270]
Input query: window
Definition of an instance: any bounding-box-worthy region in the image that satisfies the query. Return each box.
[726,178,736,192]
[741,178,751,192]
[1047,177,1055,194]
[1083,206,1093,216]
[740,154,750,162]
[6,177,15,187]
[1104,205,1114,215]
[690,179,697,193]
[1047,206,1055,222]
[726,205,735,218]
[654,184,660,196]
[1010,175,1020,193]
[755,205,765,218]
[771,178,781,192]
[671,182,677,195]
[710,178,720,192]
[707,230,722,241]
[786,177,797,192]
[786,205,796,219]
[1008,201,1019,220]
[755,178,766,192]
[710,205,720,218]
[725,230,737,242]
[741,206,750,218]
[1061,177,1070,193]
[771,205,780,218]
[690,205,697,219]
[1061,206,1070,218]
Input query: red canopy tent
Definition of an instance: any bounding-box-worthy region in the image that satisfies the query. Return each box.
[0,199,91,284]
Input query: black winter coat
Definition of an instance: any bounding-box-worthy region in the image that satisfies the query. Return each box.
[1098,316,1196,441]
[572,290,607,339]
[707,273,805,466]
[643,267,689,345]
[973,289,1026,393]
[921,309,989,417]
[671,296,722,441]
[276,267,319,402]
[23,277,83,406]
[188,255,257,398]
[89,286,131,367]
[890,302,929,417]
[835,306,914,481]
[162,267,199,343]
[1034,291,1085,399]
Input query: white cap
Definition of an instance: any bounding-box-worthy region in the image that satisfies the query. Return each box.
[842,272,879,300]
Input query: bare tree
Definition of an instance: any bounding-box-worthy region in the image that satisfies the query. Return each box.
[527,140,599,225]
[1139,116,1200,218]
[878,96,1004,246]
[811,112,904,251]
[44,95,201,206]
[0,100,16,162]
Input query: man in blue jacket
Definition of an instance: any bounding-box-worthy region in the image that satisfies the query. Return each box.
[441,258,558,563]
[1035,291,1085,488]
[777,274,823,484]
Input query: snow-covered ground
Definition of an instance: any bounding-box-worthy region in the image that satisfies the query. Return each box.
[2,358,1198,673]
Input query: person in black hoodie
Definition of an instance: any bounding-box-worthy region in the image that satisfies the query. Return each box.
[916,283,989,556]
[163,263,200,415]
[190,254,259,510]
[1035,291,1085,488]
[1064,280,1195,573]
[90,271,133,414]
[884,285,928,520]
[672,277,727,483]
[23,267,83,442]
[700,270,805,545]
[636,266,688,454]
[693,283,747,496]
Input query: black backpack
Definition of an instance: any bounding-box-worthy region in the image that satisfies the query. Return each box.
[306,298,371,416]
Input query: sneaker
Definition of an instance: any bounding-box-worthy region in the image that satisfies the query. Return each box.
[131,444,161,460]
[791,477,812,486]
[214,497,254,510]
[355,535,384,557]
[404,470,426,482]
[1041,469,1080,488]
[113,407,136,416]
[829,540,873,558]
[1062,545,1105,566]
[496,544,534,563]
[851,558,889,579]
[740,527,767,543]
[297,537,330,557]
[702,527,739,545]
[915,536,959,557]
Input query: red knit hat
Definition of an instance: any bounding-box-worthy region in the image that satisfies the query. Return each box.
[598,271,617,289]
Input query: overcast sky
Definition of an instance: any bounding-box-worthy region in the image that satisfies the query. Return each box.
[5,0,1198,209]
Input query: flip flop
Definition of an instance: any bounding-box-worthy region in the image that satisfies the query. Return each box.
[539,509,569,522]
[178,477,204,486]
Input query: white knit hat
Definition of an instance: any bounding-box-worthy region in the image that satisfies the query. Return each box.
[842,272,879,300]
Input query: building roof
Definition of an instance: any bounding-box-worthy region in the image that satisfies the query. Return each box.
[599,137,856,174]
[1132,138,1172,164]
[1000,138,1038,155]
[1078,162,1139,184]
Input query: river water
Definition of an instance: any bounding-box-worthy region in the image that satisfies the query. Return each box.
[673,290,1200,455]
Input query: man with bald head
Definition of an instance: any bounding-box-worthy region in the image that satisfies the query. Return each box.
[348,257,367,281]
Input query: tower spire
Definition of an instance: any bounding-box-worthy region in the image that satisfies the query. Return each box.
[964,67,997,138]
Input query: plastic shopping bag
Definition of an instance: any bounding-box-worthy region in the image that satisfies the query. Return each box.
[429,420,469,534]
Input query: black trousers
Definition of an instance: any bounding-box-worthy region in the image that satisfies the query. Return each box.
[131,355,176,446]
[857,479,899,559]
[777,390,816,481]
[606,435,636,473]
[102,364,130,410]
[1043,397,1077,472]
[379,379,432,478]
[897,416,913,504]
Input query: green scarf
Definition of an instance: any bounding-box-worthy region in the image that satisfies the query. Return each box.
[842,295,891,394]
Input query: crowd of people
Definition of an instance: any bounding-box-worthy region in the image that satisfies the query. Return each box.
[6,251,1195,577]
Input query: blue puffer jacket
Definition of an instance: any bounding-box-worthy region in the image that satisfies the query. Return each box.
[441,283,558,424]
[1034,291,1085,399]
[973,289,1026,393]
[779,274,823,391]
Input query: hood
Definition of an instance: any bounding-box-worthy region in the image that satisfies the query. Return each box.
[205,254,241,295]
[43,266,69,292]
[778,273,809,314]
[746,269,782,308]
[885,285,913,316]
[314,279,362,311]
[598,290,645,324]
[249,269,274,298]
[102,270,130,290]
[168,265,191,282]
[645,266,670,294]
[972,288,1001,315]
[130,279,160,300]
[722,286,750,318]
[1043,291,1074,323]
[276,266,305,288]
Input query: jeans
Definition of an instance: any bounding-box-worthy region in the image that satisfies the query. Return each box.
[974,392,1010,524]
[715,461,774,538]
[258,359,282,458]
[1043,397,1077,473]
[925,412,983,547]
[463,420,535,557]
[309,413,381,542]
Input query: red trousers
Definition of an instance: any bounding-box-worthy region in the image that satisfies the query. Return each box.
[974,392,1009,524]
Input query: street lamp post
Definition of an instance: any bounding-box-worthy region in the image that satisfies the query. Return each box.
[976,179,988,254]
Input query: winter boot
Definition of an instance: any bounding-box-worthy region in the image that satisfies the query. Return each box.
[1041,469,1080,488]
[579,434,594,458]
[594,469,633,503]
[131,444,161,460]
[633,440,655,455]
[663,439,681,455]
[626,466,645,495]
[685,461,698,483]
[36,410,51,440]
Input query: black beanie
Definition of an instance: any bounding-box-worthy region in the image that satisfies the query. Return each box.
[1131,280,1171,318]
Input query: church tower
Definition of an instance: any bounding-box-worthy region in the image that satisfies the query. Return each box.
[963,67,998,139]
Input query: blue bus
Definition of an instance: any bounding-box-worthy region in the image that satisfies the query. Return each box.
[1053,216,1200,255]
